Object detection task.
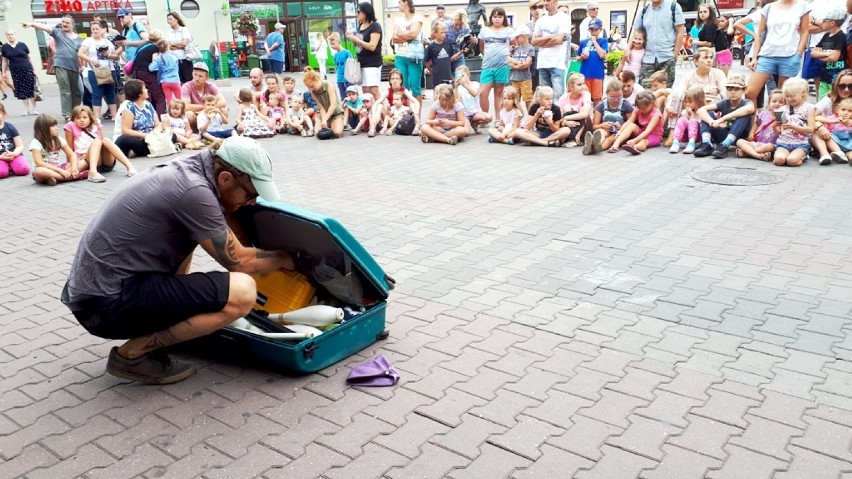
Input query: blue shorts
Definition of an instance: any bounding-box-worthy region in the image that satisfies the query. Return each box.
[535,128,552,139]
[801,49,822,80]
[756,55,802,78]
[480,66,510,85]
[776,142,809,153]
[206,129,234,139]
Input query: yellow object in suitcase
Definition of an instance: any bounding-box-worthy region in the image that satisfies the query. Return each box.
[253,269,316,313]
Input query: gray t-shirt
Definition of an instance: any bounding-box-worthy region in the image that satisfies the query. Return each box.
[52,27,82,72]
[65,151,228,299]
[480,26,514,70]
[509,44,535,82]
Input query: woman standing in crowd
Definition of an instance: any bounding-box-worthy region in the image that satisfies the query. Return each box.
[745,0,810,107]
[695,5,732,76]
[392,0,425,105]
[130,30,167,115]
[347,2,383,101]
[314,32,329,79]
[166,12,194,83]
[1,30,36,115]
[446,10,471,73]
[78,21,121,122]
[477,7,513,116]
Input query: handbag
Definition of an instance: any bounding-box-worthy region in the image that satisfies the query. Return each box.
[344,56,361,85]
[34,81,43,102]
[397,38,425,62]
[46,55,55,75]
[145,127,177,158]
[94,66,114,85]
[185,39,202,62]
[346,355,400,387]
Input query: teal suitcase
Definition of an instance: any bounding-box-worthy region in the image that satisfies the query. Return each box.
[198,200,393,373]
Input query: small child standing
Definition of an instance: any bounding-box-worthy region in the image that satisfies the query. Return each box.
[266,92,288,134]
[577,18,608,104]
[735,89,784,162]
[487,86,523,144]
[149,39,182,103]
[64,105,136,183]
[0,104,28,180]
[507,26,535,109]
[810,9,847,100]
[772,78,815,167]
[342,86,363,131]
[425,21,458,88]
[235,88,276,138]
[197,94,237,144]
[288,96,314,136]
[161,99,203,149]
[328,32,351,100]
[669,86,705,154]
[31,114,86,185]
[614,28,646,77]
[609,91,663,155]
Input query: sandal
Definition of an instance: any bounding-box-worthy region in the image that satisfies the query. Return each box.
[547,140,561,147]
[421,134,430,143]
[368,129,376,138]
[622,144,640,155]
[607,146,619,153]
[735,148,745,158]
[761,152,773,162]
[447,136,459,145]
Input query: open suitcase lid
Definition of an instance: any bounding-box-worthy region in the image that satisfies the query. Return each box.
[237,200,393,300]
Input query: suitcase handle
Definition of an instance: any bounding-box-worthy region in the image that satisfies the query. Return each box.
[384,274,396,290]
[303,341,318,360]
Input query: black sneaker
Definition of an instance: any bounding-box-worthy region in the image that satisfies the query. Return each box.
[711,144,731,159]
[106,347,196,384]
[693,143,715,157]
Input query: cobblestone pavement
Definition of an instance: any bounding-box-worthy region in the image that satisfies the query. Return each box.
[1,74,851,479]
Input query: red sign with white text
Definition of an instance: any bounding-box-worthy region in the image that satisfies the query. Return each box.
[715,0,744,9]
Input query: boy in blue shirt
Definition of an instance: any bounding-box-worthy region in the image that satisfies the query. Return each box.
[578,18,608,104]
[328,32,352,101]
[342,85,363,130]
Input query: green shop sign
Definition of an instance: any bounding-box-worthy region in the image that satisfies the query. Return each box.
[287,1,342,17]
[231,3,284,18]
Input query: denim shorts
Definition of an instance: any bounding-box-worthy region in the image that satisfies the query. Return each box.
[480,66,510,85]
[776,142,809,153]
[756,55,802,78]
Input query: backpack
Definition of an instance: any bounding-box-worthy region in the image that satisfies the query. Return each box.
[639,1,677,30]
[394,113,416,136]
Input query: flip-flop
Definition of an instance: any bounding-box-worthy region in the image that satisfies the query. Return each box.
[622,144,640,155]
[607,146,619,153]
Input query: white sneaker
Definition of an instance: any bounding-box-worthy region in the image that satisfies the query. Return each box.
[669,143,680,154]
[682,143,696,154]
[830,152,848,164]
[819,156,832,165]
[88,172,107,183]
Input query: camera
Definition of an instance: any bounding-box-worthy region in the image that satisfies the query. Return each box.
[456,34,479,56]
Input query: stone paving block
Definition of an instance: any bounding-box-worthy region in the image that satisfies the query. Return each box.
[710,313,764,338]
[624,316,674,338]
[581,349,639,378]
[103,389,183,428]
[607,414,683,461]
[4,388,81,428]
[86,444,175,479]
[262,414,341,460]
[634,390,705,429]
[482,347,548,379]
[308,388,384,428]
[705,444,789,479]
[606,366,672,402]
[393,348,452,379]
[640,444,724,479]
[150,414,232,459]
[404,366,468,401]
[532,345,596,376]
[41,413,125,459]
[385,442,470,479]
[455,314,512,339]
[553,366,619,402]
[788,330,843,357]
[577,389,649,429]
[24,443,116,479]
[430,413,508,460]
[0,413,70,459]
[729,414,802,462]
[762,368,822,400]
[440,347,501,378]
[504,368,569,401]
[315,412,396,459]
[487,414,564,460]
[575,444,659,479]
[95,415,178,459]
[415,388,488,428]
[524,388,594,429]
[447,442,532,479]
[152,389,232,430]
[454,367,517,401]
[669,414,744,461]
[360,387,434,427]
[0,444,60,479]
[799,312,852,338]
[510,444,594,479]
[791,415,852,462]
[469,389,542,428]
[776,445,852,479]
[143,444,230,479]
[202,443,291,479]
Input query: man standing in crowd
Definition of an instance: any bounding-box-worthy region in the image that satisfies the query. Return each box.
[266,23,286,74]
[527,0,544,91]
[579,2,608,44]
[118,8,149,62]
[532,0,572,99]
[633,0,685,88]
[61,137,293,385]
[23,15,81,121]
[431,4,448,33]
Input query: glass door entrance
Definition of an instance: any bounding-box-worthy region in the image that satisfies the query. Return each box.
[284,20,304,72]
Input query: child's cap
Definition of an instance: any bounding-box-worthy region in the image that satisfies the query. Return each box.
[362,93,374,101]
[725,74,746,89]
[821,6,847,21]
[346,85,360,95]
[512,26,531,38]
[589,18,603,30]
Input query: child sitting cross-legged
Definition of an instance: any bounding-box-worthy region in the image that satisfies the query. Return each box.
[771,77,814,167]
[383,92,411,135]
[342,85,363,131]
[735,89,784,162]
[693,73,755,159]
[487,86,523,144]
[607,91,663,155]
[826,98,852,164]
[512,86,572,147]
[288,96,314,137]
[584,78,634,155]
[197,94,237,145]
[419,83,468,145]
[669,86,705,154]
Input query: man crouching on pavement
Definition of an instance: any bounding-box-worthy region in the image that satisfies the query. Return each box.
[61,137,292,384]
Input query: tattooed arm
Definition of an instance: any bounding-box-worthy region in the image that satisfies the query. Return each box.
[199,228,295,274]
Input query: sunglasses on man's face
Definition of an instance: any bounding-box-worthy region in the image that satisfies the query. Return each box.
[534,5,545,9]
[589,7,599,10]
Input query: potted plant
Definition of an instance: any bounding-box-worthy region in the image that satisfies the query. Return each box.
[381,54,395,82]
[605,50,623,76]
[233,12,259,53]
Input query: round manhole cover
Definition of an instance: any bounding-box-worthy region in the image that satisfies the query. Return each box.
[692,168,785,186]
